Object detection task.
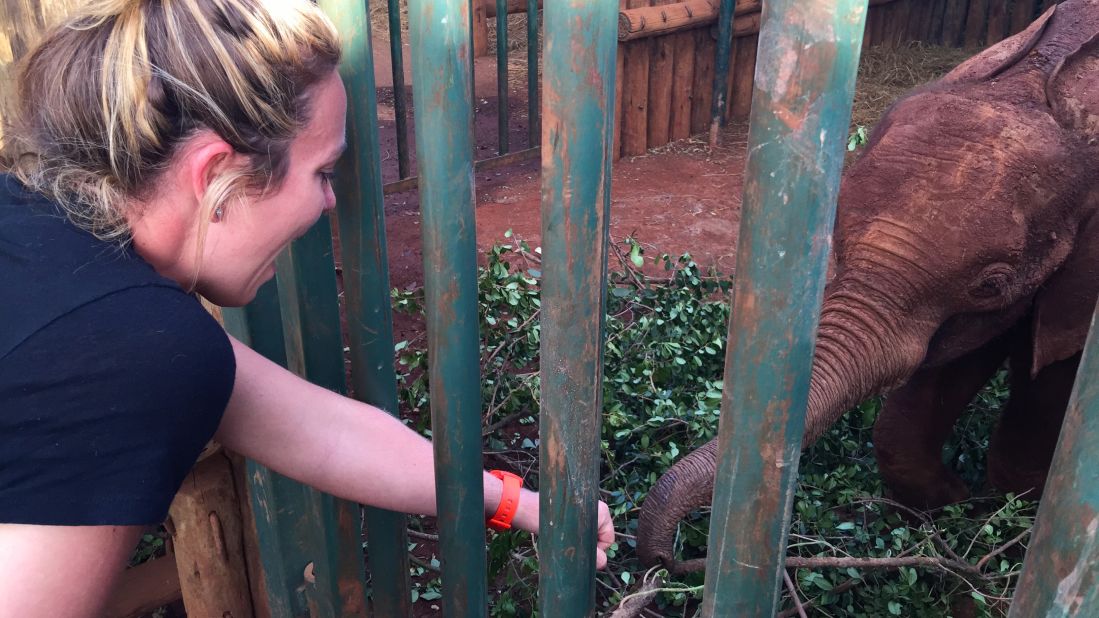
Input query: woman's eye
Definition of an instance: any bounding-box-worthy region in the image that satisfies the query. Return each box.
[320,170,336,184]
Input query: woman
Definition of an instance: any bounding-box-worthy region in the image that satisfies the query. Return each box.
[0,0,614,615]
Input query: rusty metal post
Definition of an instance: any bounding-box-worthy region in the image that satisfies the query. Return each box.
[700,1,867,615]
[709,0,737,147]
[527,0,540,147]
[537,0,618,615]
[1009,302,1099,617]
[317,0,413,615]
[406,0,488,615]
[386,0,412,179]
[496,0,510,154]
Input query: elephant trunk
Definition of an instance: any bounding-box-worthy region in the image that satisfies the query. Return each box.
[636,280,929,571]
[635,439,719,574]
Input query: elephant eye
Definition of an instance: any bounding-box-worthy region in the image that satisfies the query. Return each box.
[969,263,1015,299]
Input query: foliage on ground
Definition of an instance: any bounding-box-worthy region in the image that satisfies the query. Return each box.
[390,237,1036,617]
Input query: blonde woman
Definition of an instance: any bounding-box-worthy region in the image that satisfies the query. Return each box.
[0,1,614,615]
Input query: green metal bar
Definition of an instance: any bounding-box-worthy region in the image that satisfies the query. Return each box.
[1008,302,1099,617]
[708,0,737,147]
[317,1,412,615]
[272,218,369,617]
[406,0,487,615]
[496,0,510,154]
[222,282,301,617]
[386,0,412,179]
[699,1,867,616]
[537,0,618,615]
[526,0,539,148]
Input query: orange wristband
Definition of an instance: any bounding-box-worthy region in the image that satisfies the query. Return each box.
[487,470,523,531]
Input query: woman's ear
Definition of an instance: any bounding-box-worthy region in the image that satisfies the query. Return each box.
[177,132,239,208]
[1031,214,1099,377]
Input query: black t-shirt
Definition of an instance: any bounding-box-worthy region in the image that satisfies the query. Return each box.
[0,174,236,525]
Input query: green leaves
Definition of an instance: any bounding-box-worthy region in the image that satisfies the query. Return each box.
[391,238,1034,617]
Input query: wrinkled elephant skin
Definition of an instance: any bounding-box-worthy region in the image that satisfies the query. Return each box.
[637,0,1099,574]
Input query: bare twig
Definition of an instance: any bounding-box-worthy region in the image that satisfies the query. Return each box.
[777,577,863,618]
[407,529,439,542]
[408,553,440,572]
[975,528,1031,571]
[783,569,808,618]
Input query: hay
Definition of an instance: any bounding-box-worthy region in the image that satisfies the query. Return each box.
[849,41,975,132]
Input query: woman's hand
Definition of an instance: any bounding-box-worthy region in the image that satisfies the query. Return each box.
[497,481,616,570]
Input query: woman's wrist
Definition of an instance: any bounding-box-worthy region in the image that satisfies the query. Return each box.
[483,471,539,534]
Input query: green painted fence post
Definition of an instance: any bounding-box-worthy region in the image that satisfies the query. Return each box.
[1008,302,1099,617]
[385,0,412,180]
[406,0,488,615]
[273,218,368,617]
[537,0,618,615]
[526,0,540,147]
[317,0,413,615]
[496,0,510,154]
[709,0,737,147]
[700,1,867,615]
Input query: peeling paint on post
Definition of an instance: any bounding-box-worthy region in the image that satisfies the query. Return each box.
[273,218,368,617]
[538,1,618,616]
[407,0,488,616]
[318,0,413,615]
[709,0,737,147]
[1009,302,1099,618]
[700,1,867,615]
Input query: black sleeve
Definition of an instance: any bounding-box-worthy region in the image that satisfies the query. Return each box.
[0,285,236,526]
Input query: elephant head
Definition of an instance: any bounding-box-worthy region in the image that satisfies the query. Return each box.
[637,0,1099,574]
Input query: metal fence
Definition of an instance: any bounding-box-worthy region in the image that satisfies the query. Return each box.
[223,0,1099,616]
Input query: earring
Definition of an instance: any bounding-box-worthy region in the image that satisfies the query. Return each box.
[214,206,224,221]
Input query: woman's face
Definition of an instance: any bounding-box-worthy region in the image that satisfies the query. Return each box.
[197,70,348,306]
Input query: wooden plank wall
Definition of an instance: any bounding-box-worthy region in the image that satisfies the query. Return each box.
[613,0,1063,158]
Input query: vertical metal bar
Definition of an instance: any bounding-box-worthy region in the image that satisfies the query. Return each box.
[700,1,867,616]
[1008,302,1099,617]
[470,0,477,105]
[386,0,412,179]
[317,1,412,615]
[709,0,737,147]
[406,0,487,615]
[526,0,539,148]
[273,218,368,617]
[496,0,510,154]
[222,283,301,617]
[537,0,618,615]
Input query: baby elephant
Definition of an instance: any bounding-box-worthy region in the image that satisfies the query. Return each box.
[638,0,1099,574]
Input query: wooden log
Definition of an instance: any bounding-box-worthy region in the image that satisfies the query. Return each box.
[986,0,1008,44]
[646,0,675,149]
[103,558,182,618]
[668,30,695,140]
[690,25,716,134]
[963,0,990,47]
[941,0,970,47]
[729,33,756,121]
[621,0,651,156]
[613,42,625,160]
[168,448,255,618]
[484,0,542,17]
[473,0,489,57]
[869,4,887,46]
[891,0,913,48]
[1010,0,1039,34]
[929,0,948,44]
[906,0,930,41]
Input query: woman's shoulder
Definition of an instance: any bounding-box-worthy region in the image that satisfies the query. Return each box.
[0,173,187,360]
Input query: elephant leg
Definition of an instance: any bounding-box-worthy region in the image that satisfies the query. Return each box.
[987,349,1081,499]
[873,338,1011,510]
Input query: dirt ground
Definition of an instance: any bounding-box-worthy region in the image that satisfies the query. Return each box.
[371,31,747,300]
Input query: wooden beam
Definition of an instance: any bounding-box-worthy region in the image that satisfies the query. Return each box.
[103,558,181,618]
[618,0,896,42]
[484,0,541,17]
[168,448,255,617]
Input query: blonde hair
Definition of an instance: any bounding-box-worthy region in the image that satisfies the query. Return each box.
[5,0,341,241]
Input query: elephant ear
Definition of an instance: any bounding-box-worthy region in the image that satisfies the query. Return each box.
[1031,213,1099,377]
[940,4,1057,85]
[1046,30,1099,138]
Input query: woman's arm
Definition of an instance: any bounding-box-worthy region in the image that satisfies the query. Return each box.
[215,337,613,566]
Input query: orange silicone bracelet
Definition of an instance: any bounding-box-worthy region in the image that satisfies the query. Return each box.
[487,470,523,531]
